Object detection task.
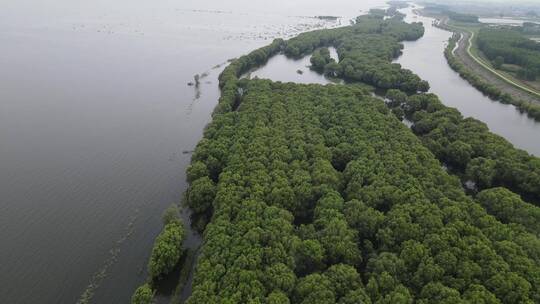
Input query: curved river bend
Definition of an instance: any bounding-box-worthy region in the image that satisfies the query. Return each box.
[396,6,540,156]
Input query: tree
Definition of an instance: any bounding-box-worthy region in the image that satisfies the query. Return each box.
[187,161,209,183]
[265,263,296,293]
[294,274,336,304]
[493,56,504,69]
[311,158,342,192]
[131,284,154,304]
[378,285,413,304]
[324,62,342,77]
[162,204,181,225]
[486,273,532,303]
[466,157,496,189]
[418,282,463,304]
[176,14,540,303]
[295,239,325,275]
[148,221,185,279]
[344,199,384,240]
[476,188,540,235]
[445,140,473,168]
[267,291,291,304]
[386,89,408,107]
[187,176,216,213]
[463,285,501,304]
[517,68,537,81]
[325,264,362,298]
[338,288,372,304]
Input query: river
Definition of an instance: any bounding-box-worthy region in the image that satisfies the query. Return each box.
[0,1,387,303]
[396,5,540,156]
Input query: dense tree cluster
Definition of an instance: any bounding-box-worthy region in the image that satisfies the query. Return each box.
[285,16,428,93]
[477,27,540,80]
[476,188,540,236]
[130,205,186,303]
[184,78,540,303]
[522,22,540,35]
[386,92,540,205]
[310,48,337,75]
[445,11,479,23]
[444,33,540,121]
[158,10,540,304]
[215,38,285,116]
[131,284,154,304]
[148,216,185,279]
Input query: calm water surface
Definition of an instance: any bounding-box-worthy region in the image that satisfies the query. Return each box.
[248,47,339,84]
[0,1,386,303]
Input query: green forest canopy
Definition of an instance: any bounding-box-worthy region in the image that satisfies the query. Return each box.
[477,27,540,80]
[175,13,540,304]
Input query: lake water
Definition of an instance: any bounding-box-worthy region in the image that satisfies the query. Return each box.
[247,47,339,84]
[0,1,387,303]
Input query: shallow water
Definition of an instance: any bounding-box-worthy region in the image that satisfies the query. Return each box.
[0,1,387,303]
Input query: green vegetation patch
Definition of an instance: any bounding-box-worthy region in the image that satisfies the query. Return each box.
[162,11,540,304]
[387,92,540,204]
[477,27,540,81]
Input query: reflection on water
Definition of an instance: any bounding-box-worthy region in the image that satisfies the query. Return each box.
[397,6,540,156]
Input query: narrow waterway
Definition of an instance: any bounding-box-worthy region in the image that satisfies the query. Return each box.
[396,6,540,156]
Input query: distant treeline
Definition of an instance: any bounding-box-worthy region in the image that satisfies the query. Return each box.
[285,16,428,93]
[522,22,540,35]
[444,33,540,121]
[423,4,479,23]
[477,27,540,81]
[446,10,479,23]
